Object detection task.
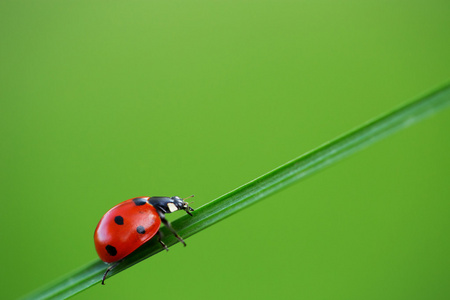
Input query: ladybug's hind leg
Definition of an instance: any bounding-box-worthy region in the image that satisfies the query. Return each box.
[102,262,119,285]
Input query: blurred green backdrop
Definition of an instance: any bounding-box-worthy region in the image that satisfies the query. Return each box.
[1,1,450,299]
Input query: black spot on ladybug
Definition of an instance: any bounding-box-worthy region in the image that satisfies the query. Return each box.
[136,226,145,234]
[105,245,117,256]
[133,198,147,206]
[114,216,124,225]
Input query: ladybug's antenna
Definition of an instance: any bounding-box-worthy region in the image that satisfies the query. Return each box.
[183,195,194,201]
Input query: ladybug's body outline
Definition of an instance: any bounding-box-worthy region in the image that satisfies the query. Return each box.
[94,195,194,284]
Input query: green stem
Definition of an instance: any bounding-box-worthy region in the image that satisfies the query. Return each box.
[22,82,450,299]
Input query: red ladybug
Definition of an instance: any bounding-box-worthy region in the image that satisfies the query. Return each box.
[94,195,194,284]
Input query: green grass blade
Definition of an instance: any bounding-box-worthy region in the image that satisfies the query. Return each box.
[22,82,450,299]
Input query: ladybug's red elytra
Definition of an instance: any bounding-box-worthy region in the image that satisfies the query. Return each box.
[94,195,194,284]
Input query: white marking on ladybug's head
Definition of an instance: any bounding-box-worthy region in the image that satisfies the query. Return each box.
[167,202,178,213]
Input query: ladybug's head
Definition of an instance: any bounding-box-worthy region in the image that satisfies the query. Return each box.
[171,195,195,216]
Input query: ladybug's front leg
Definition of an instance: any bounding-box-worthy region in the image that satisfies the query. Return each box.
[158,213,187,247]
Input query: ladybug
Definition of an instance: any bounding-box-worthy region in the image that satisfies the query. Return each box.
[94,195,194,284]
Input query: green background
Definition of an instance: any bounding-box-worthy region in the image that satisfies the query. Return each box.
[1,1,450,299]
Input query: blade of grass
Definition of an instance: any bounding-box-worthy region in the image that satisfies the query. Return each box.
[23,82,450,299]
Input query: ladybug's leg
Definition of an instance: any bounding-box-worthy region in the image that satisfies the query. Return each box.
[102,262,119,285]
[159,215,186,247]
[157,230,169,251]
